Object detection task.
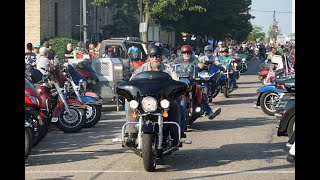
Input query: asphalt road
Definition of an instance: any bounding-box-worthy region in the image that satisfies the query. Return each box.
[25,58,295,180]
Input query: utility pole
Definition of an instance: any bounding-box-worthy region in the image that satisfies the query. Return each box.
[83,0,88,47]
[271,11,279,41]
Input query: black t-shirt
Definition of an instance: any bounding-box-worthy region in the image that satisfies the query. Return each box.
[25,52,37,64]
[47,50,56,60]
[64,49,74,58]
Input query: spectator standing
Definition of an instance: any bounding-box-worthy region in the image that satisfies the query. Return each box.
[36,47,50,75]
[25,43,37,66]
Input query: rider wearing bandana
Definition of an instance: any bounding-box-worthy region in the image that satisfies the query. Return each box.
[124,42,182,149]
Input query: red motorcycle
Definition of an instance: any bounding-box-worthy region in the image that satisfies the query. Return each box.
[35,65,88,133]
[25,78,48,147]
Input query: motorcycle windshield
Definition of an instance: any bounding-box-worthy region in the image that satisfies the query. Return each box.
[116,71,189,101]
[67,64,85,85]
[218,56,232,68]
[75,61,96,73]
[25,78,38,95]
[172,64,196,79]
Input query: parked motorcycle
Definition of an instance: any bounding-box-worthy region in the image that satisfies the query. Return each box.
[25,120,33,161]
[113,71,192,172]
[63,63,103,128]
[25,78,48,146]
[253,83,283,116]
[35,65,88,133]
[75,60,99,91]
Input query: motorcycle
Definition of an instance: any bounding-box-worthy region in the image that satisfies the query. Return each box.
[171,63,205,126]
[74,60,99,92]
[25,78,48,147]
[35,65,88,133]
[25,120,33,161]
[196,61,222,102]
[113,71,192,172]
[253,83,283,116]
[234,53,248,74]
[218,58,235,98]
[63,63,103,128]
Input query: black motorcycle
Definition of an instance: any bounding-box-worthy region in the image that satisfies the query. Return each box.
[113,71,192,172]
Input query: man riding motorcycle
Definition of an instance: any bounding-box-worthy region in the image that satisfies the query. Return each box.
[173,45,221,121]
[124,42,182,148]
[217,48,238,89]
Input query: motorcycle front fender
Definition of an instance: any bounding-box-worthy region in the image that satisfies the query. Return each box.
[84,92,102,101]
[258,84,282,94]
[52,98,87,119]
[81,96,102,105]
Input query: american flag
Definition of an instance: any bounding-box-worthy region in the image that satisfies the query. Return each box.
[265,69,275,84]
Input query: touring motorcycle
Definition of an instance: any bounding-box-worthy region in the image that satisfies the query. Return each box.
[113,71,192,172]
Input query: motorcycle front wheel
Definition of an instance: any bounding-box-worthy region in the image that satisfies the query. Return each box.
[57,106,86,133]
[84,104,102,128]
[25,128,32,161]
[142,133,156,172]
[260,91,279,116]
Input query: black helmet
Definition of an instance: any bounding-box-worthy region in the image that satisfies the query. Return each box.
[148,44,163,55]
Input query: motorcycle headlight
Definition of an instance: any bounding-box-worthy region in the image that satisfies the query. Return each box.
[129,100,139,109]
[241,58,246,62]
[141,96,157,112]
[160,99,170,109]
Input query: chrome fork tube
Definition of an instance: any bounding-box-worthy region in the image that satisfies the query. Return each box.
[137,116,143,149]
[53,82,70,114]
[157,116,163,149]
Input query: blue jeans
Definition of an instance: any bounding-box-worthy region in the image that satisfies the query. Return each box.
[175,97,186,134]
[178,94,213,120]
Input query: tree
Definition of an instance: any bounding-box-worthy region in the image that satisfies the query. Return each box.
[247,25,266,42]
[92,0,208,42]
[101,10,140,37]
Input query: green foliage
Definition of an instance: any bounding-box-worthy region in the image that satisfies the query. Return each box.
[47,37,78,63]
[102,10,139,37]
[247,25,266,42]
[91,0,253,43]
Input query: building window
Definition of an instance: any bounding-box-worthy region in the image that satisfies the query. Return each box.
[54,2,58,36]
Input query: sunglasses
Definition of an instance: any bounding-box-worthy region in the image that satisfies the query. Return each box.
[182,52,191,55]
[205,50,212,53]
[149,54,162,58]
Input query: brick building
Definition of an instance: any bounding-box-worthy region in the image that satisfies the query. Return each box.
[25,0,175,47]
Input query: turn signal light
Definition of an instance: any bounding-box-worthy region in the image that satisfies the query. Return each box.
[163,111,169,118]
[132,112,138,119]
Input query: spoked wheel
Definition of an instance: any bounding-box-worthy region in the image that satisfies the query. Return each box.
[84,104,102,128]
[260,91,280,116]
[57,106,86,133]
[142,133,157,172]
[25,128,32,161]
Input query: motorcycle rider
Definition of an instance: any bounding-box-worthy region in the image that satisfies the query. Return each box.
[124,42,183,148]
[217,48,238,89]
[198,45,217,65]
[173,45,222,121]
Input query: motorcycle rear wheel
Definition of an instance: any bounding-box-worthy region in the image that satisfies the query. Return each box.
[142,133,156,172]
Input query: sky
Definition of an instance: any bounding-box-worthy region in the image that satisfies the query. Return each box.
[250,0,294,37]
